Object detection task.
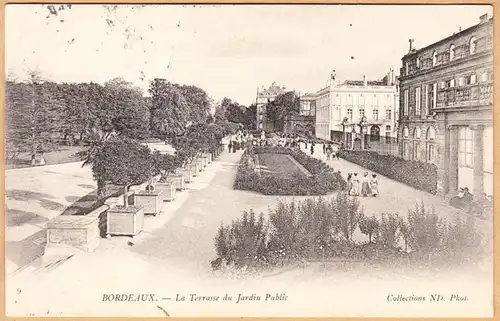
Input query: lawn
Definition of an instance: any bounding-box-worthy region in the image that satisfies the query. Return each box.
[6,146,87,169]
[257,153,310,177]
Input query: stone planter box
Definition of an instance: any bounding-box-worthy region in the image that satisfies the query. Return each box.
[165,174,185,191]
[176,168,194,183]
[202,153,212,163]
[194,157,206,169]
[134,190,164,215]
[107,205,144,237]
[186,163,200,175]
[155,182,176,201]
[46,214,101,253]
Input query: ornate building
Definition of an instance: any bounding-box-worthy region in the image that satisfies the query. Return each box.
[398,13,493,197]
[255,82,288,130]
[315,70,399,150]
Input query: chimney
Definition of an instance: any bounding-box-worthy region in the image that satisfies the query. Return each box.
[363,75,367,86]
[389,69,394,85]
[409,39,415,52]
[479,13,490,23]
[458,26,462,32]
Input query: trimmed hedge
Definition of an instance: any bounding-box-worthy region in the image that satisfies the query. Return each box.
[233,146,346,195]
[339,150,438,194]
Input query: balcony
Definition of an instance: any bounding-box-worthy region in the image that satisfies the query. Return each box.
[435,82,492,110]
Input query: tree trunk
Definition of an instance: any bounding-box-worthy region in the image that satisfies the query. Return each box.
[97,179,106,199]
[123,185,129,207]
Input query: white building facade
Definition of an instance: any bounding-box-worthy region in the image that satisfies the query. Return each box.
[315,70,400,149]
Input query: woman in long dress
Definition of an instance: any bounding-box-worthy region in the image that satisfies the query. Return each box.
[361,172,372,197]
[350,173,360,196]
[370,174,379,196]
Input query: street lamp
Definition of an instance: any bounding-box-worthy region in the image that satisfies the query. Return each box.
[341,117,349,148]
[359,116,368,149]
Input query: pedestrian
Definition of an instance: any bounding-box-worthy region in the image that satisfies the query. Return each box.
[351,173,360,196]
[323,144,326,154]
[361,172,372,197]
[346,173,353,195]
[310,143,315,155]
[370,174,379,197]
[304,140,308,149]
[326,146,332,160]
[228,140,232,152]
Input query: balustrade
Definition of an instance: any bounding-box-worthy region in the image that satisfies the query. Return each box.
[435,83,492,109]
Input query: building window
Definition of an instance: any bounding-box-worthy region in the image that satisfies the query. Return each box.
[432,83,437,108]
[359,108,365,119]
[413,127,421,139]
[373,109,378,121]
[416,57,421,68]
[470,37,477,54]
[385,109,391,120]
[449,45,455,61]
[259,114,263,121]
[423,85,429,115]
[440,81,446,89]
[480,72,488,82]
[386,125,391,131]
[459,127,474,168]
[415,87,421,116]
[347,108,353,121]
[427,144,434,162]
[403,126,409,138]
[432,51,438,66]
[414,142,420,160]
[450,79,455,87]
[403,89,409,115]
[406,62,409,75]
[458,77,465,87]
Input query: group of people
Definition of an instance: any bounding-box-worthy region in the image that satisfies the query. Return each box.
[346,172,379,197]
[323,144,340,160]
[449,187,493,219]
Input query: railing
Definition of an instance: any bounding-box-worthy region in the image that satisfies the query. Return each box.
[435,83,493,109]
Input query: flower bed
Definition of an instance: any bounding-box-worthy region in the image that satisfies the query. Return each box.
[339,150,438,194]
[211,196,485,272]
[233,146,346,195]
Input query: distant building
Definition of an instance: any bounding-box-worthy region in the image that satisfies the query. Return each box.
[398,13,493,197]
[255,82,288,130]
[299,93,316,116]
[315,70,399,150]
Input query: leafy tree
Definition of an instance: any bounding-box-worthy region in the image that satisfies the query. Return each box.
[376,213,402,248]
[5,71,64,165]
[176,84,211,123]
[148,78,190,140]
[265,91,300,131]
[151,151,181,181]
[359,214,380,243]
[104,78,150,139]
[405,202,445,257]
[243,104,257,129]
[90,136,154,205]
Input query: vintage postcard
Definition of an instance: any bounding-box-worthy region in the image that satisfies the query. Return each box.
[3,4,495,318]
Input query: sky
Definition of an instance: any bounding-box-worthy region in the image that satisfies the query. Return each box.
[5,4,493,106]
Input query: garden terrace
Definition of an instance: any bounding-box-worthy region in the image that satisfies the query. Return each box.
[257,153,311,177]
[233,146,346,196]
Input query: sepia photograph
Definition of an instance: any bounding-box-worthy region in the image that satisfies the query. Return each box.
[3,3,495,317]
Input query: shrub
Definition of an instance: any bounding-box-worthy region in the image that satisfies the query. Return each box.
[234,146,346,195]
[212,198,486,273]
[359,215,380,243]
[376,213,402,248]
[339,150,437,194]
[330,192,363,243]
[211,210,267,271]
[404,202,445,256]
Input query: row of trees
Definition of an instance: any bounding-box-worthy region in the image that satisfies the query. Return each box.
[5,71,254,164]
[87,122,236,199]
